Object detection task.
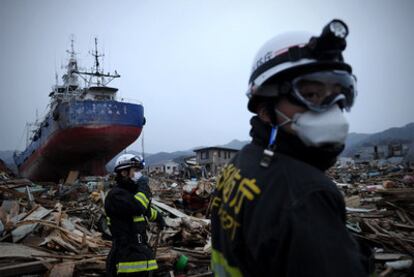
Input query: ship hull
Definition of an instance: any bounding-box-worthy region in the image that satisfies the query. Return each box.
[15,100,144,182]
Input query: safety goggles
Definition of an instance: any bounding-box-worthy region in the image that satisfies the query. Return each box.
[291,70,357,112]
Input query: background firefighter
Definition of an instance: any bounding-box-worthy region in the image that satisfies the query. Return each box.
[105,154,166,276]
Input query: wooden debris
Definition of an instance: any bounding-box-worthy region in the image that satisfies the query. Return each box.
[329,163,414,275]
[65,170,79,185]
[12,205,52,242]
[0,259,55,277]
[49,262,75,277]
[0,242,52,259]
[152,199,189,218]
[0,174,215,276]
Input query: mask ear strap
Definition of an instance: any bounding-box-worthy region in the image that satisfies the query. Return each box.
[265,102,279,127]
[260,104,295,168]
[260,102,280,168]
[274,109,293,126]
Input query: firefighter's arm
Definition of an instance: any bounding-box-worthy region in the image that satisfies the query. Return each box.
[145,205,166,228]
[108,189,150,216]
[136,176,165,228]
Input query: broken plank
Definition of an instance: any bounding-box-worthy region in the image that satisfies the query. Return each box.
[65,170,79,185]
[152,199,189,218]
[152,200,210,224]
[12,206,52,242]
[0,259,56,277]
[0,242,51,259]
[49,262,75,277]
[32,253,107,260]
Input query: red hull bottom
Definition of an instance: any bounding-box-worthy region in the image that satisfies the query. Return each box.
[20,125,142,182]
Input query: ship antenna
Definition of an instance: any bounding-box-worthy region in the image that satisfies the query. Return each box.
[55,71,59,86]
[25,122,30,147]
[67,34,77,59]
[76,37,119,86]
[90,37,104,85]
[94,38,100,73]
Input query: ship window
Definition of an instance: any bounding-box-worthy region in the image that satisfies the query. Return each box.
[95,95,111,100]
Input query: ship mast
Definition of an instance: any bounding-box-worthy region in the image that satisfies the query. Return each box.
[62,35,79,90]
[75,38,120,87]
[92,38,104,86]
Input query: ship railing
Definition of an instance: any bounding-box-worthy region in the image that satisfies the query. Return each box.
[118,97,143,105]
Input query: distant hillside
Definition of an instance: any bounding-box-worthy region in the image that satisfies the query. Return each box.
[2,123,413,176]
[143,140,249,166]
[221,139,249,150]
[342,122,414,159]
[145,150,194,165]
[105,149,195,169]
[0,151,17,173]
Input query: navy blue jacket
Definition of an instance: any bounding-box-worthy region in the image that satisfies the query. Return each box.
[211,117,368,277]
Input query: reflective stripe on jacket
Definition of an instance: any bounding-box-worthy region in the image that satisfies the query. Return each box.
[117,259,158,273]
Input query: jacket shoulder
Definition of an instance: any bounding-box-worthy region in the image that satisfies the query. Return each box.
[105,186,132,203]
[236,143,340,203]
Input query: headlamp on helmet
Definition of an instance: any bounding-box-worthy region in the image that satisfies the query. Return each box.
[247,19,355,113]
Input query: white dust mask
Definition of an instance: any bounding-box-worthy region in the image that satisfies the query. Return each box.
[131,171,143,182]
[274,105,349,147]
[290,105,349,147]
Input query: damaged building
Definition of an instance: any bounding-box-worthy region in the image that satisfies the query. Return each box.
[193,146,238,176]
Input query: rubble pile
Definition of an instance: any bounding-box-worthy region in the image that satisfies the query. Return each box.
[149,177,185,206]
[148,176,214,275]
[150,200,211,276]
[0,170,214,276]
[7,159,414,276]
[150,177,215,217]
[329,162,414,276]
[0,177,111,276]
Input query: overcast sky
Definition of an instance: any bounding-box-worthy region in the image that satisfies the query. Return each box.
[0,0,413,154]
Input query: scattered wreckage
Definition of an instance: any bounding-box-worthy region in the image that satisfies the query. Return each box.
[328,161,414,276]
[1,159,414,276]
[0,168,214,277]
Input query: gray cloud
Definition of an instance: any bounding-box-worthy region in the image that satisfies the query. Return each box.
[1,0,413,153]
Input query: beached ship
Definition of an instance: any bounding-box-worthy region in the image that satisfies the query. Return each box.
[14,38,145,181]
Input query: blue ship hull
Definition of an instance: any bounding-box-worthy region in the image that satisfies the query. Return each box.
[15,100,144,181]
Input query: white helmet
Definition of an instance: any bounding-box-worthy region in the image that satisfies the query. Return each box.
[114,154,145,172]
[247,19,353,113]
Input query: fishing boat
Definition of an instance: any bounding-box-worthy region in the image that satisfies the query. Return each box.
[14,38,145,182]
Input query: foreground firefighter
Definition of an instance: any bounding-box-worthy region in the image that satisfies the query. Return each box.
[105,154,165,276]
[211,20,371,276]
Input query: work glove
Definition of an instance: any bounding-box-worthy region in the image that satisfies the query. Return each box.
[136,176,152,198]
[156,214,166,230]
